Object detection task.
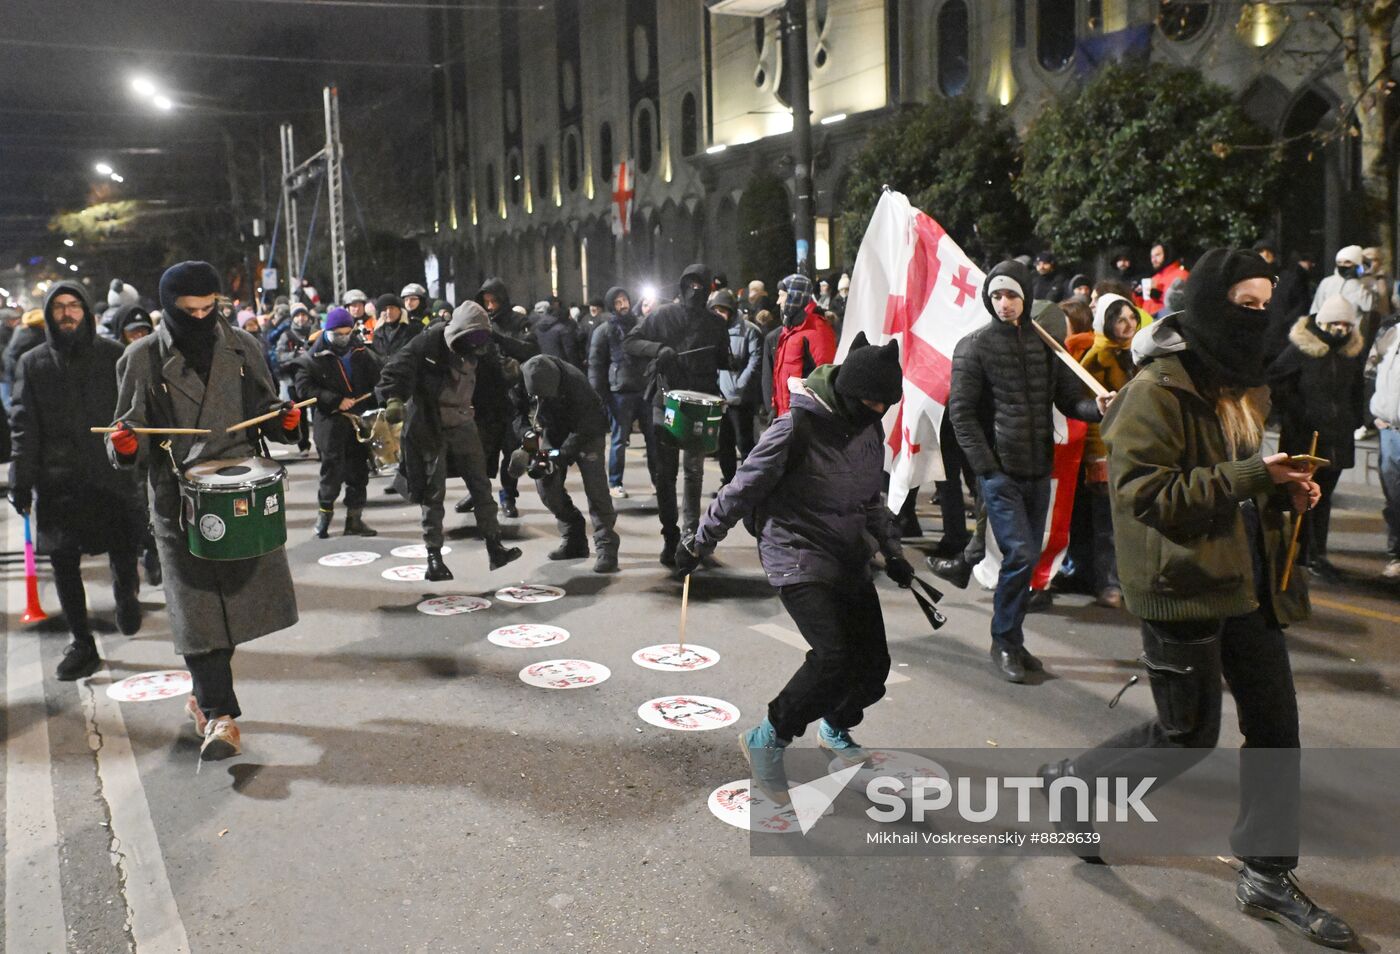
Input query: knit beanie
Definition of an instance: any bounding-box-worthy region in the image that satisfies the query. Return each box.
[1317,294,1358,327]
[833,332,903,405]
[375,293,402,312]
[324,306,355,332]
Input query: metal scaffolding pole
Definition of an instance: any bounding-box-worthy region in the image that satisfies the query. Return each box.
[279,122,301,301]
[323,86,348,303]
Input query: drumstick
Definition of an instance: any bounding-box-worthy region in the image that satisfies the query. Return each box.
[1029,320,1110,398]
[678,573,691,654]
[89,426,211,435]
[1280,431,1320,591]
[226,396,316,433]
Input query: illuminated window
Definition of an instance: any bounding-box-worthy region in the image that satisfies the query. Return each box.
[815,217,831,271]
[937,0,970,97]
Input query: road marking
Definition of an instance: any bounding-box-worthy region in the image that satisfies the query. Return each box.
[84,637,192,954]
[1311,596,1400,626]
[750,623,912,684]
[4,517,68,954]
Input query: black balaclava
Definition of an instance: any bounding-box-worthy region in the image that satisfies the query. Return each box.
[1178,248,1275,387]
[42,280,95,356]
[678,263,712,315]
[831,332,902,428]
[158,261,222,380]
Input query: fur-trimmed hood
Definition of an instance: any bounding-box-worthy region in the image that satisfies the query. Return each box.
[1289,315,1364,359]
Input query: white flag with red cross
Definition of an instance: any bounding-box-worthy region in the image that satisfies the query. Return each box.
[837,189,989,514]
[610,160,634,238]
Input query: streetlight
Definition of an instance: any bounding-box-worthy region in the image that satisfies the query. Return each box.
[94,161,113,176]
[152,94,174,112]
[131,76,156,98]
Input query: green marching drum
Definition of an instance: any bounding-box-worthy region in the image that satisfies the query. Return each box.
[180,457,288,560]
[661,390,726,454]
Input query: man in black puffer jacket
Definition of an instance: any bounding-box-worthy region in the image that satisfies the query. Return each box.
[472,277,538,518]
[939,260,1109,683]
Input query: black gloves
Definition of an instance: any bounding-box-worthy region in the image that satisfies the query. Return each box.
[8,485,32,516]
[655,346,678,371]
[885,555,915,588]
[674,533,702,577]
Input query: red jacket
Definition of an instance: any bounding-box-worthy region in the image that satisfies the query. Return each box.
[1144,260,1189,316]
[771,302,836,416]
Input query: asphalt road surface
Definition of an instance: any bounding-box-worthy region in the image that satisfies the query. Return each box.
[3,446,1397,953]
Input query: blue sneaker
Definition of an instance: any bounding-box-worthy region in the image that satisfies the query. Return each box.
[739,720,790,806]
[817,720,870,767]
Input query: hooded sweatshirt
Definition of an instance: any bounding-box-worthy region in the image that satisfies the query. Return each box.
[437,301,492,428]
[623,263,730,416]
[1080,294,1141,460]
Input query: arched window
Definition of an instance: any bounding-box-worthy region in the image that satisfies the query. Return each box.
[680,92,699,157]
[534,145,548,203]
[563,129,581,193]
[485,162,498,213]
[507,151,522,206]
[1158,1,1209,42]
[937,1,970,97]
[635,102,656,175]
[599,122,614,182]
[1037,0,1075,71]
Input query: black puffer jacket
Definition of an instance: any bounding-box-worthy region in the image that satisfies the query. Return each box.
[949,261,1101,479]
[623,263,731,420]
[8,281,144,554]
[1268,315,1368,470]
[295,343,381,458]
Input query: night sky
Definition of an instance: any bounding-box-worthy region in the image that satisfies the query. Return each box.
[0,0,438,271]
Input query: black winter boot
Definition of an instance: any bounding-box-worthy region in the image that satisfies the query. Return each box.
[549,536,590,560]
[56,639,101,681]
[454,496,475,514]
[1236,864,1356,950]
[660,529,680,568]
[314,508,333,539]
[498,490,519,519]
[485,535,523,571]
[344,508,377,536]
[425,547,454,581]
[114,584,142,636]
[593,544,619,573]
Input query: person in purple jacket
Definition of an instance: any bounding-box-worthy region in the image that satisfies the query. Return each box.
[675,334,915,804]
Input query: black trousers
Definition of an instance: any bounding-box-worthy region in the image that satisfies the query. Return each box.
[652,438,706,539]
[769,579,890,740]
[185,648,239,720]
[1071,610,1301,871]
[317,441,370,509]
[478,418,520,502]
[936,414,973,549]
[716,404,757,485]
[1300,466,1343,565]
[50,548,139,644]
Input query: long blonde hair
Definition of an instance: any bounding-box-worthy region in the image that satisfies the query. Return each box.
[1215,388,1267,458]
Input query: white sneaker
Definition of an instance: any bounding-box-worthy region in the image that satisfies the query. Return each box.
[1383,559,1400,580]
[609,486,628,499]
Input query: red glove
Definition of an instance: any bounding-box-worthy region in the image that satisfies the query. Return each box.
[109,421,139,459]
[279,402,302,431]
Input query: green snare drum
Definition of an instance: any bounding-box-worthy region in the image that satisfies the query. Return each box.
[180,457,287,560]
[661,390,726,453]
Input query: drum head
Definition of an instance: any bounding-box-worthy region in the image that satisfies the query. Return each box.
[666,390,723,405]
[183,457,285,488]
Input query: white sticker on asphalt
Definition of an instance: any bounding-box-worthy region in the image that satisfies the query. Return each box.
[318,550,381,567]
[489,624,570,648]
[518,659,609,689]
[417,595,491,616]
[707,780,802,834]
[637,695,740,731]
[833,749,949,798]
[631,644,720,672]
[391,544,451,559]
[495,583,565,604]
[381,563,428,582]
[105,670,194,702]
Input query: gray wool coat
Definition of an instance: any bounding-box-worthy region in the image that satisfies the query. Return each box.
[110,319,299,654]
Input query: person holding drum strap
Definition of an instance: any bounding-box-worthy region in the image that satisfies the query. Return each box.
[295,307,382,538]
[108,261,302,762]
[623,263,732,568]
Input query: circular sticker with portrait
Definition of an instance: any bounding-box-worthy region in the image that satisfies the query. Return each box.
[707,779,801,834]
[391,544,451,559]
[637,695,740,731]
[834,749,950,798]
[488,624,570,648]
[632,644,720,672]
[318,551,381,568]
[518,659,610,689]
[381,564,428,582]
[106,670,193,702]
[416,595,491,616]
[495,583,566,604]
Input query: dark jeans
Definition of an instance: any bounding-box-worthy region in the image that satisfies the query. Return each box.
[1300,466,1343,565]
[535,436,619,551]
[421,421,500,548]
[1381,428,1400,557]
[185,648,240,720]
[652,437,706,538]
[981,472,1051,650]
[1063,478,1118,591]
[317,441,370,509]
[768,579,890,740]
[605,391,653,488]
[1071,611,1301,871]
[716,404,757,485]
[50,548,139,644]
[936,414,973,549]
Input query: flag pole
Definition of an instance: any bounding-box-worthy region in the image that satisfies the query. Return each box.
[1029,320,1109,397]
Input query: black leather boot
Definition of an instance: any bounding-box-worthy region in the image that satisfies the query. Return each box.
[1236,864,1356,950]
[593,544,619,573]
[660,529,680,568]
[454,495,474,514]
[926,554,972,589]
[485,535,523,571]
[56,639,101,681]
[990,645,1027,683]
[425,547,454,581]
[314,508,333,539]
[344,508,377,536]
[114,584,143,636]
[498,490,519,519]
[549,536,589,560]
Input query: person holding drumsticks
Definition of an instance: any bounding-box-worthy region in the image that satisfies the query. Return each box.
[108,261,302,762]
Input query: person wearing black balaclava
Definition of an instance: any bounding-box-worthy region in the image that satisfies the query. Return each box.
[7,281,145,681]
[109,261,303,763]
[676,335,915,805]
[296,307,382,538]
[1046,248,1356,951]
[624,263,732,566]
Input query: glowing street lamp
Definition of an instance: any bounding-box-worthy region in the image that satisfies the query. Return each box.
[131,76,157,98]
[94,162,114,176]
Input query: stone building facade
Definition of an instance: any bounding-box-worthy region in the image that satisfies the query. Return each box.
[423,1,1360,306]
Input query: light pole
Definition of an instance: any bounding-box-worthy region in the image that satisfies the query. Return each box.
[781,0,814,278]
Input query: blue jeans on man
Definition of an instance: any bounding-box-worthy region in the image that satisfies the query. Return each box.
[980,471,1051,650]
[1381,428,1400,558]
[606,391,653,489]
